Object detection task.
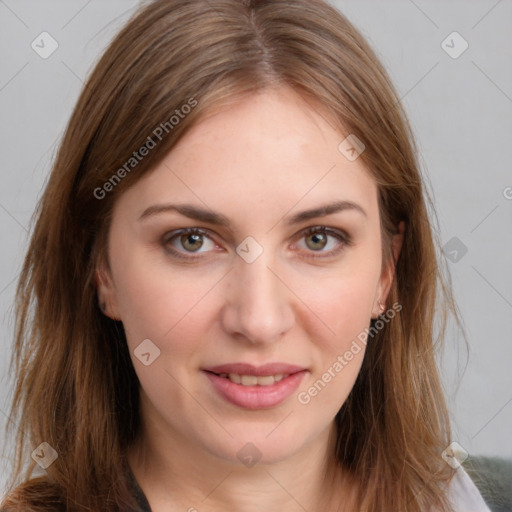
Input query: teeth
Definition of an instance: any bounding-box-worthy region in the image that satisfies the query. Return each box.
[217,373,289,386]
[228,373,241,384]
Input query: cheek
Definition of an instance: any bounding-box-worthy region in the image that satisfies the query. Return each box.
[324,280,373,329]
[295,275,375,412]
[291,261,380,410]
[295,262,381,350]
[110,245,219,355]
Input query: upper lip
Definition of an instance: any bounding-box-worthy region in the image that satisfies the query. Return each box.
[202,363,307,376]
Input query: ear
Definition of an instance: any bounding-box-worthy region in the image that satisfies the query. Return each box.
[371,221,405,319]
[94,259,121,321]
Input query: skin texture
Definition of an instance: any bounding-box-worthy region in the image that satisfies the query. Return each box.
[96,85,404,511]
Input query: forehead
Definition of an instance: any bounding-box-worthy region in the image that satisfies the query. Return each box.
[114,87,379,228]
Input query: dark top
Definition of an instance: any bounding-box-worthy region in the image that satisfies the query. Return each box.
[126,466,152,512]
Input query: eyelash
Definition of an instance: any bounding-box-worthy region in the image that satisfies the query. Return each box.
[162,226,352,262]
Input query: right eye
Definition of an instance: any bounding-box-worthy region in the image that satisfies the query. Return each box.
[162,227,221,260]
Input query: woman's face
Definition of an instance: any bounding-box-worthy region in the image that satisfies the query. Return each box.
[98,86,397,466]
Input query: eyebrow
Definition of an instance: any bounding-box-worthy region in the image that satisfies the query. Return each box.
[138,200,367,226]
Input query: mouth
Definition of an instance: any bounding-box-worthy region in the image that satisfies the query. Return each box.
[201,363,308,410]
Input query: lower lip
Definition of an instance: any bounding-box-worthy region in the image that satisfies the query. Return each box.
[203,370,307,410]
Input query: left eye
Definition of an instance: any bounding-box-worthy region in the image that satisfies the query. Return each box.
[294,226,349,257]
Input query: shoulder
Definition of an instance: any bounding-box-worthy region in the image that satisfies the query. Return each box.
[444,467,491,512]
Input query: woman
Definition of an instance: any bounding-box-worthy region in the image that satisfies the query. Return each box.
[0,0,491,510]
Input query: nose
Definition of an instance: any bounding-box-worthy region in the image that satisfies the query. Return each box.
[220,251,295,345]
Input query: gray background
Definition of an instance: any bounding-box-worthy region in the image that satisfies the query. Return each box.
[1,0,511,494]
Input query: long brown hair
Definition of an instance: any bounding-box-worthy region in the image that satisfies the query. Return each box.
[1,0,463,510]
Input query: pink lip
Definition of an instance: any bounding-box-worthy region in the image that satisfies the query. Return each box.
[203,370,307,410]
[202,362,306,376]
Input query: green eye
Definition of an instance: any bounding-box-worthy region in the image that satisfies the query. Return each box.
[179,232,205,252]
[163,228,217,260]
[305,231,328,251]
[297,226,351,258]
